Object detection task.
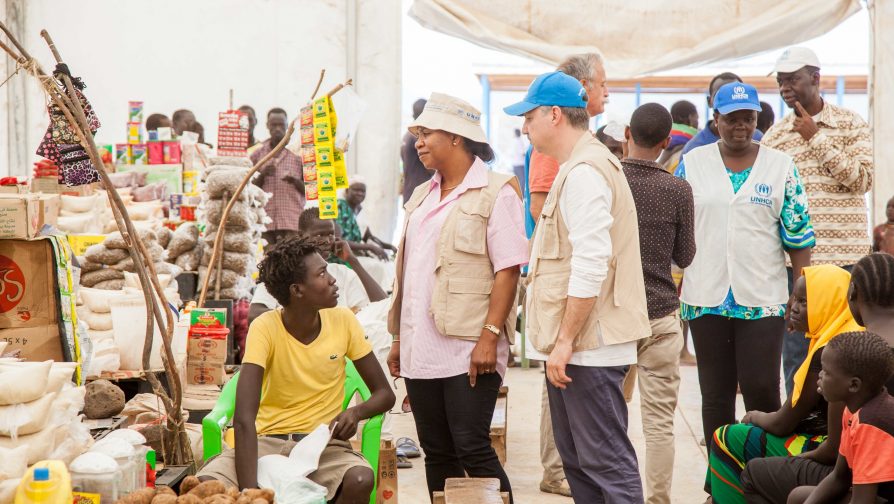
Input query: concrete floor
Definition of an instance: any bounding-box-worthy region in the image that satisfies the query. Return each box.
[387,363,741,503]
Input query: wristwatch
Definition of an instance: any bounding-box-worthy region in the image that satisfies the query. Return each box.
[482,324,501,337]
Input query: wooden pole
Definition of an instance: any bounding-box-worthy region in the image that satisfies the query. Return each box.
[197,76,353,307]
[31,28,192,466]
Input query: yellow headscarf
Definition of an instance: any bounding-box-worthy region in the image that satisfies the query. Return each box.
[791,264,864,405]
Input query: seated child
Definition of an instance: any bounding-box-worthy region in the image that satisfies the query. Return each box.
[198,236,396,504]
[788,332,894,504]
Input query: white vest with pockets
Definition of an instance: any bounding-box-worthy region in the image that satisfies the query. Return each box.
[681,143,792,308]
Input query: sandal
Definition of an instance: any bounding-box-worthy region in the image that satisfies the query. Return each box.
[396,437,421,458]
[397,455,413,469]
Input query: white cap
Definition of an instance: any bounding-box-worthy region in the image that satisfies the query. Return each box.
[771,47,821,75]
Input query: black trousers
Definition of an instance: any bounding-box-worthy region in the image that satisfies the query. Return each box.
[741,456,834,504]
[690,315,784,445]
[405,373,512,502]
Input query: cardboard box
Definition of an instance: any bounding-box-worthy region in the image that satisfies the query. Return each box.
[0,184,27,194]
[0,194,41,239]
[115,164,182,196]
[30,178,61,194]
[377,440,398,504]
[186,360,224,385]
[0,324,65,361]
[349,439,398,503]
[67,234,107,256]
[187,332,227,364]
[0,239,57,329]
[37,194,60,228]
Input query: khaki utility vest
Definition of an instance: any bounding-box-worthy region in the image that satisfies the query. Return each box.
[526,132,650,353]
[388,171,520,343]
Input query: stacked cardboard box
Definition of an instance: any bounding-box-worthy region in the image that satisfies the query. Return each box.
[0,239,66,362]
[186,308,228,385]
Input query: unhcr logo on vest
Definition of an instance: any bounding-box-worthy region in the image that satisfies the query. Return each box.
[731,85,749,100]
[751,183,774,207]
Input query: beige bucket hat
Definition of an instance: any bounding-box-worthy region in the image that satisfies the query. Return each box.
[408,92,488,143]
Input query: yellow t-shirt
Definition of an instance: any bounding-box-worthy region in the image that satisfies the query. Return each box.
[242,307,372,435]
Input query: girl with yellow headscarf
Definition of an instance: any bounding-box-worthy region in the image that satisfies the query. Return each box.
[706,265,862,504]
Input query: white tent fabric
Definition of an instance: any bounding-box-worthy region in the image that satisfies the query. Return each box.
[409,0,862,78]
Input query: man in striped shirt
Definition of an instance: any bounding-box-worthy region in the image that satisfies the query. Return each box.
[762,46,874,394]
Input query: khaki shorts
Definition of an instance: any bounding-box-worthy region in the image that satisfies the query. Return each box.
[197,437,371,500]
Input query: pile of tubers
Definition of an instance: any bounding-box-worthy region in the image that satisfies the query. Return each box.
[115,477,274,504]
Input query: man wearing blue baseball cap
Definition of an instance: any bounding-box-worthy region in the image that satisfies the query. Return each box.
[673,81,815,500]
[506,71,650,503]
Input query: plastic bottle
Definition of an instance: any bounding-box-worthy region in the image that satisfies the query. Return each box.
[104,430,150,489]
[89,438,137,494]
[14,461,72,504]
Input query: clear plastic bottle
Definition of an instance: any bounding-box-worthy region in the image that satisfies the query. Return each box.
[103,430,149,489]
[89,438,137,494]
[70,452,122,504]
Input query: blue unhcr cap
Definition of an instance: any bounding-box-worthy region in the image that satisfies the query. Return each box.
[713,82,762,115]
[503,71,588,116]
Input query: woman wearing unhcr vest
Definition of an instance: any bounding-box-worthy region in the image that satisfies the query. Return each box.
[674,82,815,464]
[386,93,528,501]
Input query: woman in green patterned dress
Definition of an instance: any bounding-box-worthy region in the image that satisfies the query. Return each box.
[674,83,815,501]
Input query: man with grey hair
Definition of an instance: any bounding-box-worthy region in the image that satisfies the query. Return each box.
[510,70,649,502]
[523,52,609,498]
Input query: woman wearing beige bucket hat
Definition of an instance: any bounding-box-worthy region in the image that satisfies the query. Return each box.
[385,92,528,500]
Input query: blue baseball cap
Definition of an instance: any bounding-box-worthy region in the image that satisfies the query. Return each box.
[503,71,588,116]
[713,82,762,115]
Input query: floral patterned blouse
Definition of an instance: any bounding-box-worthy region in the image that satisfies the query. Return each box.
[674,159,815,321]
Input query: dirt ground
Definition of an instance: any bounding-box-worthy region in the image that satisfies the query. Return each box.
[387,363,739,503]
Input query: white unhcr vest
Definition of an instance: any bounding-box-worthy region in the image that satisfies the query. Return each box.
[681,143,792,308]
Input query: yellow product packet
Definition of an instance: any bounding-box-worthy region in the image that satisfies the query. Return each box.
[73,493,100,504]
[313,96,330,119]
[319,194,339,220]
[313,95,338,130]
[313,116,332,144]
[314,143,334,167]
[318,163,336,192]
[333,148,349,189]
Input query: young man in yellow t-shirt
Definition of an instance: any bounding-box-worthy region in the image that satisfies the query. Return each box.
[198,236,396,503]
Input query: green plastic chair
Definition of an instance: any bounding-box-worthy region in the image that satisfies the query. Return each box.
[202,360,383,504]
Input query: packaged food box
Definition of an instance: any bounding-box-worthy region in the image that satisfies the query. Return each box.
[115,144,132,165]
[128,101,144,123]
[131,144,148,165]
[147,142,164,164]
[127,122,142,145]
[163,142,182,164]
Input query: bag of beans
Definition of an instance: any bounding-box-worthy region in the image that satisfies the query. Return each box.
[84,244,128,265]
[103,229,157,250]
[81,268,125,288]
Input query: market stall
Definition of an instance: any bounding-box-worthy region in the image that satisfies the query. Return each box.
[0,18,391,504]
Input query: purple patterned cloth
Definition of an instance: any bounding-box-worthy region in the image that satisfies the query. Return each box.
[36,87,102,186]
